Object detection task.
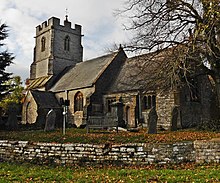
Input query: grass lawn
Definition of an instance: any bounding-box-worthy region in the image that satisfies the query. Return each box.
[0,128,220,144]
[0,162,219,182]
[0,129,219,182]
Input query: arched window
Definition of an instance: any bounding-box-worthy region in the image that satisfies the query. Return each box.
[143,95,156,109]
[74,92,83,112]
[41,37,46,52]
[152,95,156,107]
[64,36,70,51]
[147,96,152,109]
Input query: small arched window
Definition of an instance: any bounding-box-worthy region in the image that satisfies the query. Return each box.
[143,95,156,109]
[41,37,46,52]
[74,92,83,112]
[64,36,70,51]
[147,96,152,109]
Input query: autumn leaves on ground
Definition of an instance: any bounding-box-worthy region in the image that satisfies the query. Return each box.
[0,128,220,144]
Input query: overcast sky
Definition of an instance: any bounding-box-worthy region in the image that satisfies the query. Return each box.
[1,0,130,83]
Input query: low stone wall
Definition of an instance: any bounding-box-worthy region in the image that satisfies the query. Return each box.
[0,139,219,165]
[194,138,220,163]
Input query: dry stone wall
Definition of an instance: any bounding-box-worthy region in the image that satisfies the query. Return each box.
[194,139,220,163]
[0,139,219,165]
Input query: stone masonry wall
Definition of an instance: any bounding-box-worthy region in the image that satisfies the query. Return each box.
[157,92,175,130]
[0,139,219,165]
[194,139,220,163]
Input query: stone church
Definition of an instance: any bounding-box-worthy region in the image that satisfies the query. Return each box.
[22,17,216,130]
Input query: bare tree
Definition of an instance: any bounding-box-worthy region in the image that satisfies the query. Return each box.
[119,0,220,104]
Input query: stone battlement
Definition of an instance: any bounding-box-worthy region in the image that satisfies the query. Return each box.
[36,17,82,35]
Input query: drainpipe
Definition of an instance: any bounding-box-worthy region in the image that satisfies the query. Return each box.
[62,105,66,135]
[66,90,68,124]
[138,91,142,122]
[62,90,69,135]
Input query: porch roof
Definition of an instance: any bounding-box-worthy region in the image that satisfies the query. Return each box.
[28,76,53,89]
[31,90,60,109]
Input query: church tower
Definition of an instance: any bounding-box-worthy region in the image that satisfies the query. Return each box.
[30,17,83,80]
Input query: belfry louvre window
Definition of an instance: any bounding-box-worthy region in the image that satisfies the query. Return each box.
[41,37,46,52]
[74,92,83,112]
[64,36,70,51]
[143,95,156,109]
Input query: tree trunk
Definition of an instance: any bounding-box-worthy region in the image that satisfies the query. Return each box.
[214,77,220,118]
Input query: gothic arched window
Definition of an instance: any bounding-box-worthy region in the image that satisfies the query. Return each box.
[74,92,83,112]
[143,95,156,109]
[41,37,46,52]
[64,36,70,51]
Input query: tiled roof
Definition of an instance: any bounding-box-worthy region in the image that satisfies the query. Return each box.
[50,51,119,92]
[108,51,170,93]
[28,76,53,89]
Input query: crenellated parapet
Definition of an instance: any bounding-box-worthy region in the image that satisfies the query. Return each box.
[36,17,82,36]
[30,16,83,81]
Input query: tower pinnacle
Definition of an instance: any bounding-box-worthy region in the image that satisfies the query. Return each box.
[65,8,68,21]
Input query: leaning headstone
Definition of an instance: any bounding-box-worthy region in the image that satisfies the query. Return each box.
[44,109,56,131]
[147,107,158,134]
[7,105,18,131]
[171,106,179,131]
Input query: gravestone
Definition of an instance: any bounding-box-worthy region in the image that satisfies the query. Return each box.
[44,109,56,131]
[7,105,18,131]
[171,106,179,131]
[147,107,158,134]
[36,108,47,128]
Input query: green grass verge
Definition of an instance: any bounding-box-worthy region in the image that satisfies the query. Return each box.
[0,162,219,182]
[0,128,220,144]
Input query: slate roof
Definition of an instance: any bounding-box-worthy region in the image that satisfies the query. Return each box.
[31,90,60,109]
[50,51,119,92]
[108,51,170,93]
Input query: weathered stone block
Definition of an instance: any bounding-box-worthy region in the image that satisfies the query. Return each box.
[120,147,127,152]
[110,148,119,152]
[127,148,135,152]
[136,147,143,152]
[75,147,84,151]
[65,146,74,151]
